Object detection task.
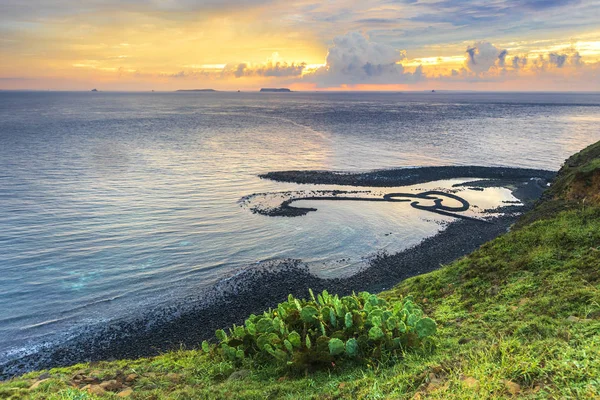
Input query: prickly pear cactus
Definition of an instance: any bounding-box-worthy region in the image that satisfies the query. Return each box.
[203,290,437,370]
[345,338,358,356]
[415,317,437,338]
[328,338,345,355]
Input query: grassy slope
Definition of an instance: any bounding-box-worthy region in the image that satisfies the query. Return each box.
[2,142,599,400]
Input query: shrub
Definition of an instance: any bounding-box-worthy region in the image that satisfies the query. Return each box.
[202,290,437,370]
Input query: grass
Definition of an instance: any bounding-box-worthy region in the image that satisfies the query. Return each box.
[1,141,599,399]
[517,139,600,228]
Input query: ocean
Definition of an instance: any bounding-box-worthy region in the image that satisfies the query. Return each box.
[1,91,599,367]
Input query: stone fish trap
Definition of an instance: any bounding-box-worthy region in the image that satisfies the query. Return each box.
[248,190,491,223]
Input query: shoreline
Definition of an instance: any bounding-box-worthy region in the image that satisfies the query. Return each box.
[260,165,556,187]
[0,166,555,379]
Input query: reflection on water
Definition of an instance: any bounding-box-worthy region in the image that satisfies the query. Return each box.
[0,91,599,362]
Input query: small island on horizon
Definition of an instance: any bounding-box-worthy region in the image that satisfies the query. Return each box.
[260,88,292,92]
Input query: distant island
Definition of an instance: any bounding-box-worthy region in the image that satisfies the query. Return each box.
[260,88,292,92]
[175,89,217,92]
[91,89,98,92]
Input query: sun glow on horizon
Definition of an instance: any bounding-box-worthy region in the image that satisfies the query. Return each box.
[1,2,600,91]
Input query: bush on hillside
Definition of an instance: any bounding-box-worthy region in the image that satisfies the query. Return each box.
[202,290,437,370]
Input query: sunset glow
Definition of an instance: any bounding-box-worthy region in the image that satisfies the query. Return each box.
[1,1,599,91]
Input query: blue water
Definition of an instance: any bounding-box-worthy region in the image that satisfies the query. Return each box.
[1,91,599,362]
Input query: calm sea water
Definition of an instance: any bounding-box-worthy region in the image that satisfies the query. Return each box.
[1,91,599,362]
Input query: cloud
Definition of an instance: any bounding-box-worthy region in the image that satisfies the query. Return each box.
[433,40,597,87]
[227,61,306,78]
[528,49,584,70]
[326,32,405,73]
[520,0,581,10]
[125,36,596,90]
[498,49,508,68]
[571,52,583,67]
[0,0,276,20]
[141,60,306,81]
[465,41,507,74]
[304,32,422,86]
[385,0,598,52]
[512,56,528,69]
[549,52,568,68]
[128,69,216,79]
[405,0,583,25]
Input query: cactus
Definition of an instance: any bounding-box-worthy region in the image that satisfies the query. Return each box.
[272,317,283,334]
[273,349,288,361]
[300,306,319,324]
[233,326,245,338]
[415,317,437,338]
[257,318,274,333]
[398,320,407,333]
[368,326,384,341]
[221,343,237,360]
[329,308,337,327]
[277,304,288,319]
[256,334,270,351]
[370,316,382,328]
[334,301,344,317]
[245,320,256,335]
[284,339,294,353]
[368,294,379,306]
[317,293,325,305]
[215,329,227,342]
[345,312,353,328]
[386,316,398,330]
[209,289,437,370]
[344,296,359,311]
[407,313,419,327]
[345,338,358,356]
[288,331,301,348]
[328,338,345,355]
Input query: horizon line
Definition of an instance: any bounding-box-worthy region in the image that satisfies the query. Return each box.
[2,89,600,94]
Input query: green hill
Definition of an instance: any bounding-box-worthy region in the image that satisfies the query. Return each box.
[1,141,599,399]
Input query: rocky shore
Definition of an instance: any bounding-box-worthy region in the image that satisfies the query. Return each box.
[260,166,556,188]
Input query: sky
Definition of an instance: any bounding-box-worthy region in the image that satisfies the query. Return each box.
[1,0,600,91]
